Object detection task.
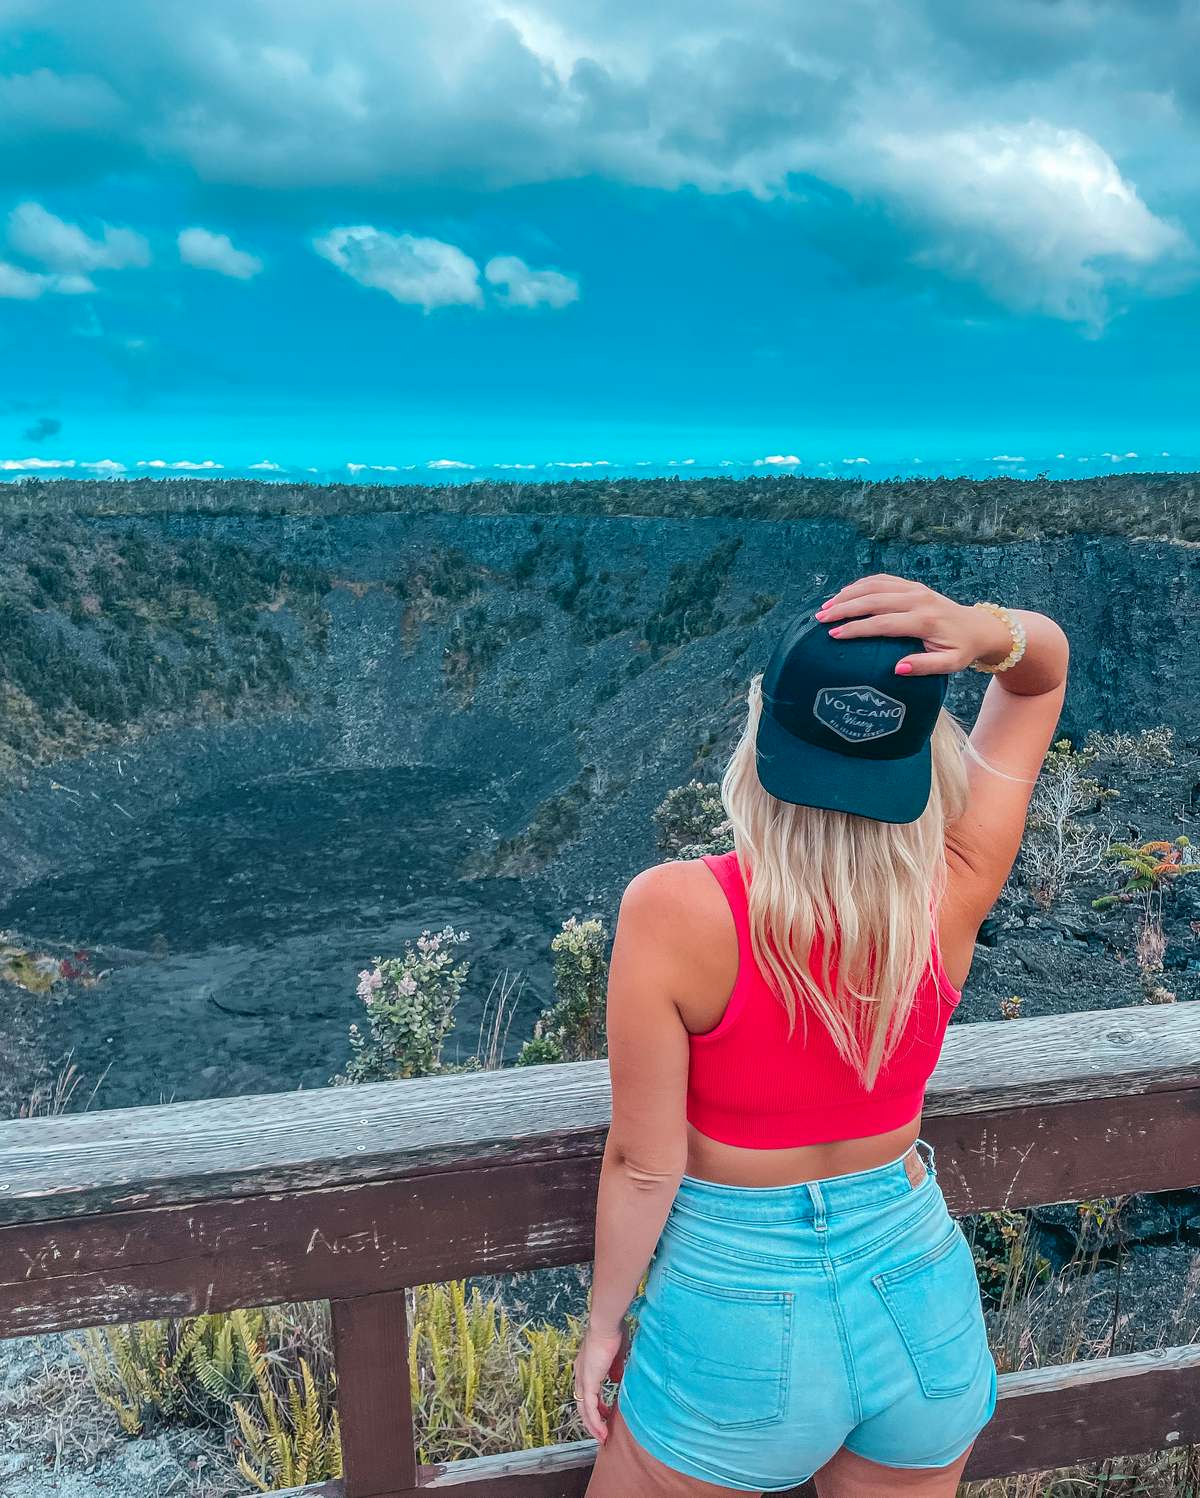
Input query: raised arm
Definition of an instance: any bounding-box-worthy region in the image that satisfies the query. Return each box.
[816,576,1070,943]
[939,608,1069,934]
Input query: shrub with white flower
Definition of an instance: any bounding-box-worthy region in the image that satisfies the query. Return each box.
[517,916,609,1066]
[337,926,470,1083]
[653,780,733,858]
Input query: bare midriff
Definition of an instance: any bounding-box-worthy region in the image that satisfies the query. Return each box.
[684,1113,922,1188]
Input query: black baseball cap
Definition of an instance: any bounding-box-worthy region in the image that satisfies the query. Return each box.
[755,602,949,824]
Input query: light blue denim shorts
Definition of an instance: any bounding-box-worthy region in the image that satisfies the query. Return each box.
[617,1140,997,1492]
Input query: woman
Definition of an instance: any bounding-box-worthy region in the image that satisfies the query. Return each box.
[577,573,1069,1498]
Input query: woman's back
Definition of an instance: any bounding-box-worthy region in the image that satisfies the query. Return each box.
[684,850,962,1150]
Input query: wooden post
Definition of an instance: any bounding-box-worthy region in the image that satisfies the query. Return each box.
[331,1290,417,1496]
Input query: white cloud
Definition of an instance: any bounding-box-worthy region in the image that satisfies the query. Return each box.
[178,227,263,280]
[484,254,579,309]
[8,7,1199,330]
[0,456,76,469]
[427,458,475,469]
[842,456,870,464]
[667,457,696,466]
[990,454,1026,462]
[315,226,482,310]
[249,459,283,470]
[8,201,149,274]
[0,261,48,299]
[136,458,223,469]
[0,260,93,299]
[754,454,801,466]
[81,458,126,471]
[861,123,1188,327]
[495,462,538,469]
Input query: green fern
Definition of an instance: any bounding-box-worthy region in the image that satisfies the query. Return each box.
[234,1357,342,1491]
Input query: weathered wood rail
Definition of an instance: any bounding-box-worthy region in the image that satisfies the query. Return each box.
[2,1002,1199,1497]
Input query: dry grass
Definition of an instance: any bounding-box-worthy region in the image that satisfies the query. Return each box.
[0,1337,115,1470]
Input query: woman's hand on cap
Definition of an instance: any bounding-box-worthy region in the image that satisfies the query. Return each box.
[814,574,1004,676]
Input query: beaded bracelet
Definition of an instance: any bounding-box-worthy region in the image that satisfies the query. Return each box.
[970,601,1027,674]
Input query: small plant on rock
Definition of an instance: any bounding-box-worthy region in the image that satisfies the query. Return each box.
[1084,725,1176,767]
[1093,838,1198,1005]
[1018,738,1117,907]
[1092,838,1200,909]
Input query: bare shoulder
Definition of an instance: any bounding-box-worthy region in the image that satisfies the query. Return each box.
[614,858,736,1012]
[622,855,719,899]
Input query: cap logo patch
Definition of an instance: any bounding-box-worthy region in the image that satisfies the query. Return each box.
[813,685,907,743]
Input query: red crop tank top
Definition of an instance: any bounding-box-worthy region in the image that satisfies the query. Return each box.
[686,851,963,1148]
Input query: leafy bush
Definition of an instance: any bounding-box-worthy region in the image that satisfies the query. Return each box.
[965,1210,1050,1305]
[1092,838,1199,1005]
[653,780,732,857]
[517,917,610,1065]
[338,928,470,1082]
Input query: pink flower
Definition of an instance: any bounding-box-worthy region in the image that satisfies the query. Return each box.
[357,967,383,1003]
[396,973,418,996]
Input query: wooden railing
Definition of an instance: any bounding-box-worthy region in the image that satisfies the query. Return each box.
[2,1003,1199,1497]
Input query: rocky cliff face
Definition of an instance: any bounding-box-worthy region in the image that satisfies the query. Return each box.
[5,510,1193,898]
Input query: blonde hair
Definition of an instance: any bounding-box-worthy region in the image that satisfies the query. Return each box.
[721,674,971,1088]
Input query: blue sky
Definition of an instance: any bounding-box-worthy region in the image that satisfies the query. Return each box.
[2,1,1199,479]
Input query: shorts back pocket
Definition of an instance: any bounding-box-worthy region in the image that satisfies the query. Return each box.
[659,1264,792,1429]
[872,1222,989,1399]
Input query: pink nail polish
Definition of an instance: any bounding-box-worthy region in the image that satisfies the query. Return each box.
[828,627,843,638]
[895,661,913,674]
[815,609,828,620]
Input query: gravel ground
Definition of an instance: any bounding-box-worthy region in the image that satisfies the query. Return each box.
[0,1334,237,1498]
